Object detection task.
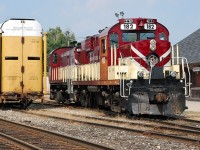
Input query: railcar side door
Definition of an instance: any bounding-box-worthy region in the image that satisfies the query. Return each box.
[99,37,108,80]
[22,20,43,94]
[1,20,23,94]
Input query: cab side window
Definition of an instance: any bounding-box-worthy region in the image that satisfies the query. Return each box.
[110,33,118,48]
[101,39,106,53]
[159,32,167,40]
[53,53,58,64]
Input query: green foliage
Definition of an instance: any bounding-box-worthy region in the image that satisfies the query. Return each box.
[47,27,75,55]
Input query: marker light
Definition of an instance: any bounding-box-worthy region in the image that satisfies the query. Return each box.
[137,71,144,78]
[170,71,177,78]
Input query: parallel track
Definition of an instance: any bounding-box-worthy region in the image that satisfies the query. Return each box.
[32,102,200,131]
[0,132,38,150]
[17,108,200,147]
[0,118,114,150]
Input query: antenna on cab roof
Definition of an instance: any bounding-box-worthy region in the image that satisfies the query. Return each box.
[115,11,124,20]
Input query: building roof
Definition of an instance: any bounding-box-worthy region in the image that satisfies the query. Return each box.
[175,28,200,64]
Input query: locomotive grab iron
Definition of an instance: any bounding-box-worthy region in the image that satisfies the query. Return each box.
[49,17,191,116]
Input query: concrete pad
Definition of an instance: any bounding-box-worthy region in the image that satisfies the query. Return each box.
[186,100,200,112]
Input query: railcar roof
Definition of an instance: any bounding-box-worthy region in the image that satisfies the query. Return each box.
[10,18,35,20]
[1,19,42,36]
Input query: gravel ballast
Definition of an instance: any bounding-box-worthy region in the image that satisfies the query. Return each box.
[0,104,199,150]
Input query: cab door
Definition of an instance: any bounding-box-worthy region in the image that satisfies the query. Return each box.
[99,37,108,80]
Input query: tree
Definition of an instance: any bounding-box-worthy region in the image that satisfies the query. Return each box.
[47,27,75,56]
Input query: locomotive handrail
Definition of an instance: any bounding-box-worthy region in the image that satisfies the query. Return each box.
[171,57,191,97]
[119,56,147,98]
[68,65,77,93]
[118,57,128,98]
[181,57,191,97]
[119,56,191,97]
[61,65,77,93]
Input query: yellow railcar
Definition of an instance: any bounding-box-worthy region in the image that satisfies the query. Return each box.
[0,18,45,107]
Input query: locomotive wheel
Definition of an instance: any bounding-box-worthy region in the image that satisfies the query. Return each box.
[50,92,55,100]
[20,99,28,109]
[93,92,100,107]
[55,91,64,104]
[110,93,122,113]
[88,92,98,108]
[80,92,89,107]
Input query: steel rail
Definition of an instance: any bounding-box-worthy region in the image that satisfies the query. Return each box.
[30,108,200,132]
[0,118,114,150]
[146,119,200,131]
[0,132,42,150]
[176,117,200,124]
[18,110,200,146]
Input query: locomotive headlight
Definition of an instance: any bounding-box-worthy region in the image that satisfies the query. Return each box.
[170,71,177,78]
[150,39,156,51]
[137,71,144,78]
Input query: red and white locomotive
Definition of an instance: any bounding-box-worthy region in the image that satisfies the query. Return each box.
[49,17,190,116]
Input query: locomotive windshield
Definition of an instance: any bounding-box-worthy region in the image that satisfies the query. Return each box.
[122,33,137,42]
[122,31,155,42]
[140,32,155,40]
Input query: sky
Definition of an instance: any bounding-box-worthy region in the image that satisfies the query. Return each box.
[0,0,199,45]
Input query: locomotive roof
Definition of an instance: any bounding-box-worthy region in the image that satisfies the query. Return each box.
[99,26,112,38]
[49,46,74,56]
[98,18,162,38]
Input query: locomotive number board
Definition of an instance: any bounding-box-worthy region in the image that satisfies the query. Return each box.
[144,24,156,30]
[120,24,136,30]
[120,23,156,30]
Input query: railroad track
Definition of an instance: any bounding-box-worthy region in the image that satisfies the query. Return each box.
[0,132,36,150]
[0,118,114,150]
[14,107,200,148]
[143,117,200,132]
[32,102,200,131]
